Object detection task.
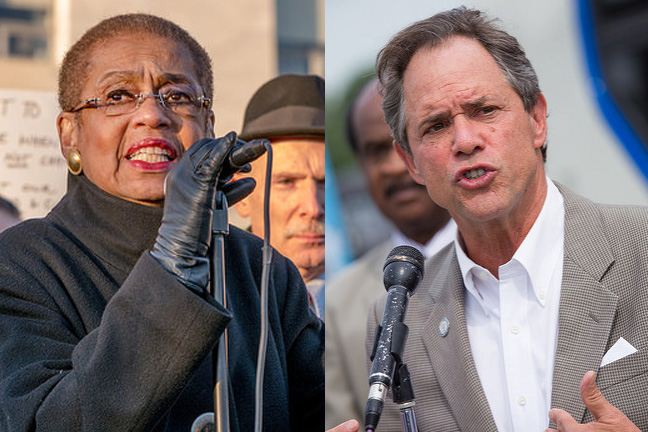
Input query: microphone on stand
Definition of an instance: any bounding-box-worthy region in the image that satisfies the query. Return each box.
[207,136,268,432]
[213,137,267,207]
[365,245,424,432]
[221,138,268,178]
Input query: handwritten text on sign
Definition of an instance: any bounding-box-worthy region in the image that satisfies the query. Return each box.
[0,89,66,219]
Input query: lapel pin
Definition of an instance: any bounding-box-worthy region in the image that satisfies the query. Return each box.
[439,317,450,337]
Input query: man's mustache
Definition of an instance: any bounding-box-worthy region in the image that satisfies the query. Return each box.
[285,220,325,239]
[385,180,426,198]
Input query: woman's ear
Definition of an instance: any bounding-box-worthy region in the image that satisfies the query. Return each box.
[206,111,215,138]
[57,112,77,157]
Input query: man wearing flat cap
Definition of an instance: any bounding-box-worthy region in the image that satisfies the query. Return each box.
[234,74,325,318]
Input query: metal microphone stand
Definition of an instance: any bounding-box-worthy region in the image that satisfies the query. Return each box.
[210,190,230,432]
[366,317,419,432]
[196,141,272,432]
[393,363,418,432]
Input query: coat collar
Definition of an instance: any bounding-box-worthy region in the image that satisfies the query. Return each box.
[46,173,163,283]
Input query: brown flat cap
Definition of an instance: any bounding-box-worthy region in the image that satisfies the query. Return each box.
[240,74,325,141]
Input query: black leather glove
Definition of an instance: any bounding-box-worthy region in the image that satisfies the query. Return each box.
[151,132,244,292]
[221,178,256,206]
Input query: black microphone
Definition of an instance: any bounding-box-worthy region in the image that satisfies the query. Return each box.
[224,138,268,177]
[365,245,424,432]
[212,138,267,206]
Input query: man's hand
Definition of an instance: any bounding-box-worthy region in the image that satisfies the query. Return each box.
[545,370,640,431]
[327,419,360,432]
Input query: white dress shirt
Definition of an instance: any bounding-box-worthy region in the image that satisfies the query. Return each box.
[455,178,565,432]
[392,218,457,259]
[306,273,325,319]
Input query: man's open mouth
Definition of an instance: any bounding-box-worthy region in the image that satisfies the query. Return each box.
[464,168,487,180]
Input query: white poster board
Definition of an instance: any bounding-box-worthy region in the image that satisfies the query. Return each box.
[0,89,66,220]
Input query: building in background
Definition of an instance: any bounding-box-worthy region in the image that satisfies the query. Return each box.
[277,0,324,75]
[0,0,323,219]
[0,0,48,60]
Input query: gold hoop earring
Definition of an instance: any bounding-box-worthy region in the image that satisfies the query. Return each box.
[67,149,82,175]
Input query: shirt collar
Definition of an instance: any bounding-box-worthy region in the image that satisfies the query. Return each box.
[455,233,486,310]
[456,177,565,308]
[391,219,457,259]
[511,178,564,306]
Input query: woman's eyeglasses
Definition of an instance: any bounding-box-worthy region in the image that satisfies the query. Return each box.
[71,85,211,117]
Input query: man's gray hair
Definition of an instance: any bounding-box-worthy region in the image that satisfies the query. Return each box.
[376,7,545,160]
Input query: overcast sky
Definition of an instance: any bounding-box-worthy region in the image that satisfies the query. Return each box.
[326,0,571,96]
[326,0,445,95]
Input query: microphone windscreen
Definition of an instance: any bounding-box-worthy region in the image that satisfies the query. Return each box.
[384,245,425,273]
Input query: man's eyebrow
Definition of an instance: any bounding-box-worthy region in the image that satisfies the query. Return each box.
[464,96,489,109]
[417,110,451,130]
[362,139,393,148]
[273,170,306,178]
[415,97,492,133]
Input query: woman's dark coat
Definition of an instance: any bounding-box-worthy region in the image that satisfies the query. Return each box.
[0,175,324,431]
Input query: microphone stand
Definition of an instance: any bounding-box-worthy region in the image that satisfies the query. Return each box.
[210,190,230,432]
[198,141,272,432]
[393,363,418,432]
[367,317,419,432]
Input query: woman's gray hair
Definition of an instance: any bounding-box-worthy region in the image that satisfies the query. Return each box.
[376,7,545,160]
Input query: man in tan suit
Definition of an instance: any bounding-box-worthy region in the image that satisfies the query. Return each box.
[329,7,646,432]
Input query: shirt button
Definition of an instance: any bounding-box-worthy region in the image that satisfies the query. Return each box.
[479,271,489,280]
[517,395,527,406]
[511,325,520,334]
[539,290,546,300]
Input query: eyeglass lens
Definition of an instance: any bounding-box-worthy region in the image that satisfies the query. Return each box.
[99,85,206,117]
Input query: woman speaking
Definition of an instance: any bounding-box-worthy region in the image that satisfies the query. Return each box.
[0,13,323,431]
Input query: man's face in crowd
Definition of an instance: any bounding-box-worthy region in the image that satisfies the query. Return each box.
[236,138,325,281]
[396,36,547,226]
[57,34,213,207]
[353,81,446,234]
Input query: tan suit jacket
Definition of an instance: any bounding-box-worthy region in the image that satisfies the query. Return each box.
[368,184,648,431]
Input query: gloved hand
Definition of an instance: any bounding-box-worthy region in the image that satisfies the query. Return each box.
[151,131,247,293]
[221,177,256,206]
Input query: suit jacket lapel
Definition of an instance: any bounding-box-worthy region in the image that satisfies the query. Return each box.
[550,184,618,423]
[420,249,498,432]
